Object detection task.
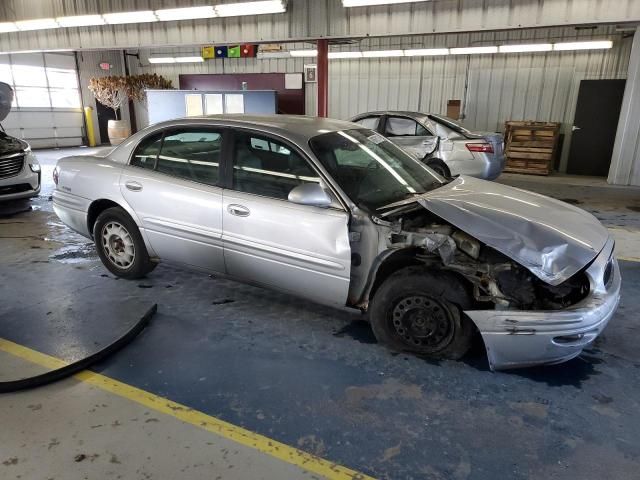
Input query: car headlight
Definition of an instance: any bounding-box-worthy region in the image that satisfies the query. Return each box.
[29,163,41,172]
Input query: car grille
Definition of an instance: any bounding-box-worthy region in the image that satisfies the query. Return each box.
[0,183,32,195]
[0,153,25,179]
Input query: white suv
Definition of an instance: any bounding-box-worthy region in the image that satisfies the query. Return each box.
[0,82,41,201]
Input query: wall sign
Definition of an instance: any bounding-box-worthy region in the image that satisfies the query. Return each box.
[99,62,111,71]
[201,44,258,59]
[304,64,317,83]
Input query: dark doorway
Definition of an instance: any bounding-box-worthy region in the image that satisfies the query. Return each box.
[567,79,626,176]
[95,101,120,145]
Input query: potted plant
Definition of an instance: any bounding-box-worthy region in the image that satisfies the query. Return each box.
[88,76,129,145]
[88,74,173,145]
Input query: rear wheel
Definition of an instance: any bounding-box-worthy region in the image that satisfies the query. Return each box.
[425,158,451,178]
[93,207,156,279]
[369,267,473,359]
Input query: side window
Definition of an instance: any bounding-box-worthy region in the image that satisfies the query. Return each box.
[156,130,222,186]
[232,132,320,200]
[131,133,163,170]
[355,116,380,130]
[385,117,429,137]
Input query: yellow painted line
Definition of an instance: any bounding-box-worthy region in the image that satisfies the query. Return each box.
[618,256,640,263]
[0,338,374,480]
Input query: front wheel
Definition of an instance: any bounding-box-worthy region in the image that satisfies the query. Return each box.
[93,207,156,279]
[369,267,473,360]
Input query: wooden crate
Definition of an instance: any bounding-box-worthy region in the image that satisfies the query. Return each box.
[503,121,561,175]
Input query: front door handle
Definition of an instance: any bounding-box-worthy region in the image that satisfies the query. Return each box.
[572,126,581,132]
[227,204,250,217]
[125,181,143,192]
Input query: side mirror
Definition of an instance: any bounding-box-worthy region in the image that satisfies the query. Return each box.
[288,183,332,208]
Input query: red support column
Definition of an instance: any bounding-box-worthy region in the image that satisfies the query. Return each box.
[317,39,329,118]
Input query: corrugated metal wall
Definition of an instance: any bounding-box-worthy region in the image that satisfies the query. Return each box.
[113,25,632,171]
[326,26,633,170]
[0,0,638,51]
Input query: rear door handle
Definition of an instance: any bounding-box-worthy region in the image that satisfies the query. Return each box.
[227,204,250,217]
[125,181,143,192]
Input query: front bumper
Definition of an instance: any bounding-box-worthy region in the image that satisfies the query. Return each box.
[466,238,620,370]
[0,153,41,201]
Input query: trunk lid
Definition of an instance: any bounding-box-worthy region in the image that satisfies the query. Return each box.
[383,176,609,285]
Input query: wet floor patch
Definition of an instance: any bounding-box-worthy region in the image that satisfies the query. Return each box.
[332,320,377,344]
[49,243,98,264]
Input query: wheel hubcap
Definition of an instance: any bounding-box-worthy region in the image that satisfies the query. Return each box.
[391,296,453,350]
[101,222,135,269]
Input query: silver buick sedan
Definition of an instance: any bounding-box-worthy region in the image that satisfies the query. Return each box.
[350,111,505,180]
[52,115,620,370]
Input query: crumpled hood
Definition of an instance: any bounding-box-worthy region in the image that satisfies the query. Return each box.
[0,131,28,156]
[404,176,609,285]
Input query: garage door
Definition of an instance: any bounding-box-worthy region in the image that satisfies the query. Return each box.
[0,52,84,148]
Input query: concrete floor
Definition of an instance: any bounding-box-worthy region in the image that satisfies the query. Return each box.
[1,148,639,480]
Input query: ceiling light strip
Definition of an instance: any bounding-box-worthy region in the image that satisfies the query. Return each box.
[0,1,287,32]
[342,0,431,6]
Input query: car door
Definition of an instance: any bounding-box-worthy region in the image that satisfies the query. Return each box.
[222,130,351,307]
[382,116,439,160]
[119,127,226,272]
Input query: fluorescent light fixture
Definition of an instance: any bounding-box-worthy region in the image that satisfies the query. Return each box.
[0,48,73,55]
[148,57,176,64]
[0,22,18,33]
[174,56,204,63]
[103,11,158,25]
[343,0,430,6]
[362,49,404,58]
[257,51,291,59]
[216,1,286,17]
[404,48,449,56]
[15,18,60,31]
[155,6,217,21]
[328,51,364,59]
[450,46,498,55]
[553,40,613,51]
[56,15,105,27]
[499,43,553,53]
[290,49,318,57]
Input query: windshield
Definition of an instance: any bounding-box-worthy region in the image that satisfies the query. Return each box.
[309,129,444,211]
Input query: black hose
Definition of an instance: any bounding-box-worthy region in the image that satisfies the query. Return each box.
[0,304,157,393]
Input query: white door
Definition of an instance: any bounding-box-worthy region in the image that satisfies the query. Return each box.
[120,128,226,272]
[222,131,351,307]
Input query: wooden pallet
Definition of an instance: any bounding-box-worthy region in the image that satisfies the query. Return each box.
[503,121,561,175]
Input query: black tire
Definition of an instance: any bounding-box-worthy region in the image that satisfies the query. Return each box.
[425,158,451,178]
[93,207,156,279]
[369,267,473,360]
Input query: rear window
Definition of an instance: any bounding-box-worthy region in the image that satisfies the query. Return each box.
[428,114,475,137]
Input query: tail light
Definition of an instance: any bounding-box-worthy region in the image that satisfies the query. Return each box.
[53,166,59,186]
[466,143,494,153]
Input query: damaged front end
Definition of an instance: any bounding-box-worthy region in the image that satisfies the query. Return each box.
[371,178,621,370]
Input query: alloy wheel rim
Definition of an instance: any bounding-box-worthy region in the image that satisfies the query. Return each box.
[391,295,454,351]
[101,221,135,269]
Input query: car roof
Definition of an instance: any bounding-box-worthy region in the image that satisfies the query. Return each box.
[352,111,431,122]
[148,114,359,143]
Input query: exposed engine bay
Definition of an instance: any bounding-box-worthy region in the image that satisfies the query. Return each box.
[377,206,591,311]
